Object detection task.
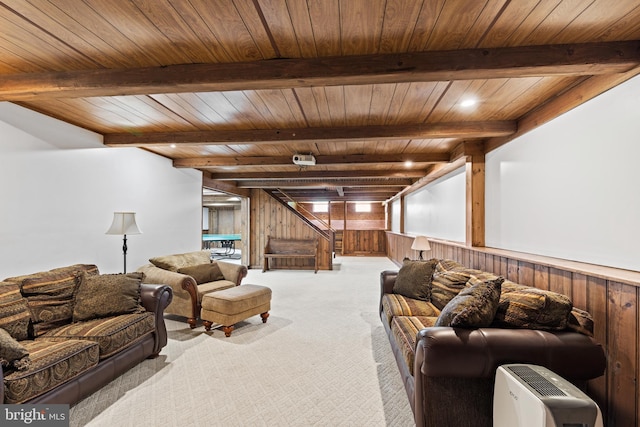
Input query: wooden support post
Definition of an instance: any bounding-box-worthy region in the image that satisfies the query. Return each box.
[465,147,485,247]
[399,195,405,234]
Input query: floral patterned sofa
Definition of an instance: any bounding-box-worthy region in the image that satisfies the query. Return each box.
[380,258,607,427]
[0,264,172,404]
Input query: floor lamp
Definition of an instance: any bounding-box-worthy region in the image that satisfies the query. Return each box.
[411,235,431,260]
[106,212,142,273]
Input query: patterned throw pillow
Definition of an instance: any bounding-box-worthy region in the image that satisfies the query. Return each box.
[20,272,80,337]
[10,265,99,337]
[392,259,438,301]
[72,272,146,322]
[0,282,31,341]
[0,327,30,371]
[492,281,572,330]
[430,270,475,310]
[435,276,504,328]
[178,262,225,284]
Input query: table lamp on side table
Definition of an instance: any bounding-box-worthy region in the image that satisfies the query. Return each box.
[411,235,431,260]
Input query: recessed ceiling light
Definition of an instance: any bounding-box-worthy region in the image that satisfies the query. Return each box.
[404,161,413,168]
[460,99,477,108]
[169,143,177,148]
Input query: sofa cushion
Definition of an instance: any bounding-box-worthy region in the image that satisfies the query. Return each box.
[149,250,212,272]
[73,272,145,322]
[10,264,100,337]
[391,316,438,375]
[0,282,31,341]
[178,262,225,284]
[392,259,438,301]
[381,294,440,324]
[44,312,155,359]
[3,264,99,288]
[2,338,99,404]
[435,276,504,328]
[492,281,572,330]
[196,281,237,300]
[0,327,30,371]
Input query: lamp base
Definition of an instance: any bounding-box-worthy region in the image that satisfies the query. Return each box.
[122,234,128,274]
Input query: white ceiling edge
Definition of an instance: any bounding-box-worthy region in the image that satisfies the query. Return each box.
[0,102,104,149]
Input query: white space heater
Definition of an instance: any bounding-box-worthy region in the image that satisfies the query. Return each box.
[493,364,603,427]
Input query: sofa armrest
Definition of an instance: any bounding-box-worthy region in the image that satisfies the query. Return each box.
[137,264,198,321]
[216,261,248,286]
[379,270,398,312]
[138,264,196,301]
[380,270,398,295]
[140,283,173,313]
[140,283,173,356]
[412,327,606,427]
[415,327,606,380]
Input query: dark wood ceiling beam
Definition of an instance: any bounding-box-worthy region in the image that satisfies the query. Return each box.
[174,152,451,167]
[202,176,250,198]
[279,190,397,197]
[106,122,515,146]
[237,179,412,188]
[387,158,468,203]
[450,140,486,161]
[2,41,638,101]
[210,169,426,180]
[280,193,395,201]
[286,193,392,202]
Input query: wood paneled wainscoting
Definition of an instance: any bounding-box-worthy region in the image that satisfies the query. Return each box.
[386,231,640,427]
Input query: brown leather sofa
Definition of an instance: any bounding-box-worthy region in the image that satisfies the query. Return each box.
[1,264,172,405]
[380,265,607,427]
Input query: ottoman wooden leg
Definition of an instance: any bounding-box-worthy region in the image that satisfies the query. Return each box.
[187,317,197,329]
[203,320,213,332]
[222,325,235,337]
[261,312,270,323]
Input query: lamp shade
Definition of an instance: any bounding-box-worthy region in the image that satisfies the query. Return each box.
[105,212,142,235]
[411,235,431,251]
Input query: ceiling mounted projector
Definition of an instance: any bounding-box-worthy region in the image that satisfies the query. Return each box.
[293,154,316,166]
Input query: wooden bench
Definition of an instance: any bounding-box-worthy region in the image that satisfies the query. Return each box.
[263,236,319,273]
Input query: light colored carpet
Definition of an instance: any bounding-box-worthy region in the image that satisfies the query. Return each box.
[69,256,414,426]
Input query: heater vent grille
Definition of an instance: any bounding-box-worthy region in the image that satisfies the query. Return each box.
[507,365,566,397]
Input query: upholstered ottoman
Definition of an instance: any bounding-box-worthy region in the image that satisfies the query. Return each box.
[201,284,271,337]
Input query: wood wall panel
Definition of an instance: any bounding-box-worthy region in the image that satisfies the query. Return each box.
[607,282,638,427]
[342,229,386,255]
[249,189,331,271]
[385,232,640,427]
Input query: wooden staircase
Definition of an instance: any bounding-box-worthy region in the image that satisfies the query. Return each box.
[334,230,343,256]
[263,189,335,267]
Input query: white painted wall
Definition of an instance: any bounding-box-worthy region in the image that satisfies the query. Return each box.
[391,198,401,232]
[0,103,203,277]
[404,168,466,241]
[486,75,640,271]
[400,75,640,271]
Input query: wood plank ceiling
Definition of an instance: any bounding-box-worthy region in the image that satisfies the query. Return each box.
[1,0,640,202]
